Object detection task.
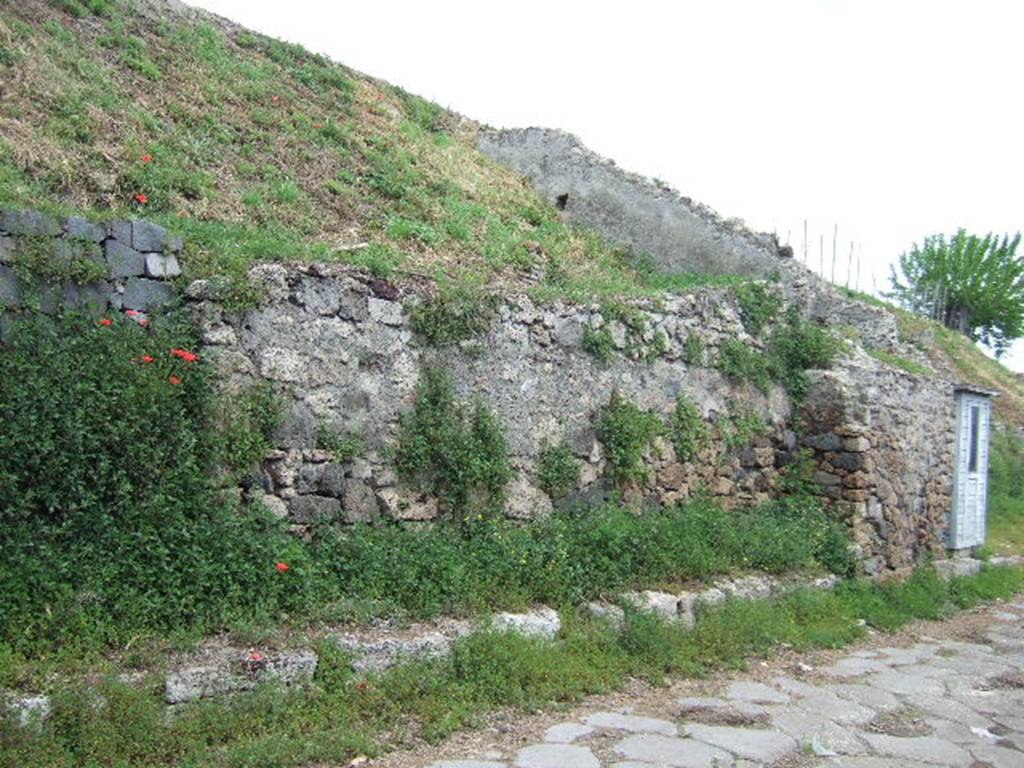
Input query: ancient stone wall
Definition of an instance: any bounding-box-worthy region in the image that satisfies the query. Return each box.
[0,206,967,572]
[0,207,181,336]
[476,127,794,279]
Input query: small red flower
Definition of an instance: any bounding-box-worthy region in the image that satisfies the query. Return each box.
[275,562,290,573]
[248,651,263,662]
[141,154,153,164]
[141,355,155,363]
[139,319,150,327]
[134,193,149,204]
[170,348,199,363]
[356,680,370,691]
[125,310,140,317]
[313,122,324,129]
[271,94,279,103]
[169,375,182,386]
[98,318,113,326]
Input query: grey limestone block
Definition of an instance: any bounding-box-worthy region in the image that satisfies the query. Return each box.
[0,208,61,237]
[288,494,341,524]
[132,219,167,253]
[63,216,106,243]
[144,252,181,279]
[122,277,174,311]
[63,282,112,315]
[0,265,22,307]
[105,240,146,279]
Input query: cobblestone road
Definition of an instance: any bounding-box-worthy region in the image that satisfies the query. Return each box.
[418,602,1024,768]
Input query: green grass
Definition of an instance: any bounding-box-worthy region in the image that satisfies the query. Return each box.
[867,348,934,376]
[988,428,1024,556]
[2,564,1021,767]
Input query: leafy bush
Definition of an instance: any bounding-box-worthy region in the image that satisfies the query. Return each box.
[596,390,665,483]
[315,423,364,463]
[718,405,768,453]
[734,282,782,336]
[0,313,309,653]
[582,324,614,362]
[768,307,843,403]
[682,333,705,365]
[988,428,1024,555]
[669,393,708,462]
[537,442,580,500]
[393,366,512,516]
[716,339,774,392]
[407,287,496,346]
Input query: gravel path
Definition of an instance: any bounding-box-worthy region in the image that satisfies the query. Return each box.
[372,601,1024,768]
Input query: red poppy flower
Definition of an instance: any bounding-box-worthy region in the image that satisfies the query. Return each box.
[170,348,199,363]
[271,95,279,103]
[275,562,290,573]
[139,319,150,327]
[134,193,148,204]
[98,318,113,326]
[125,310,140,317]
[313,122,323,129]
[248,651,263,662]
[169,375,182,386]
[141,355,155,363]
[141,154,153,164]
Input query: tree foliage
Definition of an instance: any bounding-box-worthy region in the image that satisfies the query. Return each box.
[889,230,1024,355]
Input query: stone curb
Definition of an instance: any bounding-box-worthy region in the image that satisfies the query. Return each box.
[7,556,1019,719]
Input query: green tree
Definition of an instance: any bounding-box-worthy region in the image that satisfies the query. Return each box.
[889,230,1024,356]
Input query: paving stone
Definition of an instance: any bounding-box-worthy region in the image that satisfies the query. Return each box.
[429,762,507,768]
[821,656,892,678]
[513,744,598,768]
[684,723,796,762]
[583,711,678,736]
[770,675,822,698]
[794,691,876,726]
[992,611,1019,621]
[725,681,790,704]
[863,669,946,697]
[543,722,594,743]
[910,694,996,727]
[613,734,734,767]
[969,742,1024,768]
[769,708,868,755]
[861,733,974,766]
[824,758,938,768]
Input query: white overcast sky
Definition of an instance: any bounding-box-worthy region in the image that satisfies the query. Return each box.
[189,0,1024,371]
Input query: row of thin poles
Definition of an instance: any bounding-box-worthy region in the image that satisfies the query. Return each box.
[776,219,873,294]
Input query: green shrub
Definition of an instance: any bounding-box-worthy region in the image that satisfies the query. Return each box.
[768,307,843,403]
[315,423,364,463]
[0,313,310,653]
[682,333,705,366]
[582,324,614,362]
[734,282,782,336]
[596,390,665,483]
[537,442,580,500]
[669,393,708,462]
[215,380,281,479]
[866,348,933,376]
[393,366,512,516]
[716,339,774,392]
[988,428,1024,555]
[718,405,768,453]
[407,287,496,346]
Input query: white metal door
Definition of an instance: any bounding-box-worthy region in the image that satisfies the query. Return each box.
[949,393,991,549]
